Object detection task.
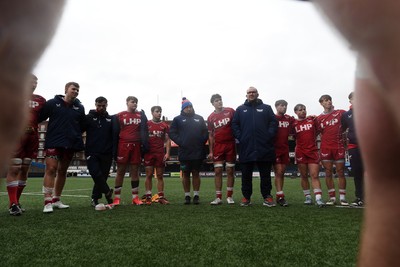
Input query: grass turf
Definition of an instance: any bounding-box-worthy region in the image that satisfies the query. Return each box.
[0,176,363,267]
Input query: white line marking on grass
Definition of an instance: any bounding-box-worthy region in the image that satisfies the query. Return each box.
[0,188,92,198]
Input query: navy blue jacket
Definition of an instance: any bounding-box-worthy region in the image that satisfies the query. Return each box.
[341,107,358,145]
[84,109,113,156]
[169,110,208,161]
[232,99,278,162]
[39,95,85,151]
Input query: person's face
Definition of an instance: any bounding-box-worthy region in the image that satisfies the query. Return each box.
[246,88,259,102]
[152,108,162,120]
[295,107,307,119]
[212,98,223,110]
[65,85,79,100]
[276,104,287,115]
[183,105,193,114]
[127,100,138,112]
[349,97,354,106]
[31,77,38,92]
[95,101,107,114]
[320,98,332,110]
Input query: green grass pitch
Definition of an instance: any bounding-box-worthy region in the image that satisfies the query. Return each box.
[0,176,362,266]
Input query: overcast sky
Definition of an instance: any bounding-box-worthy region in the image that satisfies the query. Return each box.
[33,0,355,120]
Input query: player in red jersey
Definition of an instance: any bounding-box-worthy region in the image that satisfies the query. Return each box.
[6,74,46,215]
[316,94,347,206]
[207,94,236,205]
[112,96,148,206]
[273,100,295,207]
[143,106,171,205]
[293,104,325,207]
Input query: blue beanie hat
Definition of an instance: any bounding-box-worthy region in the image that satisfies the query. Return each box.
[181,97,192,111]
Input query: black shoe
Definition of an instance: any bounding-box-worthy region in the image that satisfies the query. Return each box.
[351,198,364,207]
[184,196,191,205]
[105,189,114,204]
[277,197,288,207]
[9,203,22,216]
[18,203,26,212]
[91,199,99,207]
[193,195,200,205]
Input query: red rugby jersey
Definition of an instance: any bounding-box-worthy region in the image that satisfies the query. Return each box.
[207,107,235,143]
[317,109,345,149]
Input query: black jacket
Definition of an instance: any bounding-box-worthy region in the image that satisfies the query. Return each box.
[84,109,113,155]
[169,110,208,161]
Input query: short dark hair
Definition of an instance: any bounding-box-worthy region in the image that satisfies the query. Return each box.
[275,99,288,107]
[95,96,107,103]
[319,94,332,103]
[210,94,222,104]
[126,96,138,103]
[348,92,354,100]
[151,106,162,113]
[294,104,306,112]
[65,82,79,91]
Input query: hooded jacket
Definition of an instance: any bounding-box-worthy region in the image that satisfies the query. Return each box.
[84,109,113,155]
[39,95,85,151]
[169,110,208,161]
[232,99,278,162]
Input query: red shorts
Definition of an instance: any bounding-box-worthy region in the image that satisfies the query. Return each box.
[117,142,141,165]
[275,151,290,165]
[14,133,39,159]
[295,149,320,164]
[45,148,75,162]
[212,142,236,163]
[319,147,345,162]
[144,152,164,168]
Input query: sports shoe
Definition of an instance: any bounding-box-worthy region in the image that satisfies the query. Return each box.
[351,198,364,207]
[277,197,288,207]
[132,196,144,206]
[91,199,99,207]
[340,199,349,206]
[52,201,70,209]
[316,199,325,208]
[184,196,191,205]
[325,198,336,206]
[105,189,114,204]
[304,197,313,205]
[9,203,22,216]
[263,196,276,207]
[43,203,54,213]
[240,198,251,206]
[158,197,170,205]
[152,194,160,203]
[210,198,222,205]
[112,198,121,206]
[18,203,26,212]
[193,195,200,205]
[145,196,152,205]
[226,197,235,205]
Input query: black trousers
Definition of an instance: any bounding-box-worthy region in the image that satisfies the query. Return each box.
[349,147,364,200]
[240,161,273,199]
[87,154,113,200]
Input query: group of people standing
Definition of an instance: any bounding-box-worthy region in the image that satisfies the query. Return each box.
[4,76,363,215]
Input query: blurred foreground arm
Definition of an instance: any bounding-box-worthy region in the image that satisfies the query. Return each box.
[0,0,65,167]
[314,1,400,266]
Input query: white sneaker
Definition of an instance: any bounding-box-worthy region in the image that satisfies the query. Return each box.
[226,197,235,204]
[325,198,336,206]
[316,199,325,208]
[43,203,54,213]
[52,201,70,209]
[210,198,222,205]
[304,197,312,205]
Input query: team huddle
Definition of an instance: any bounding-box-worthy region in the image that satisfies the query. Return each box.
[4,76,364,215]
